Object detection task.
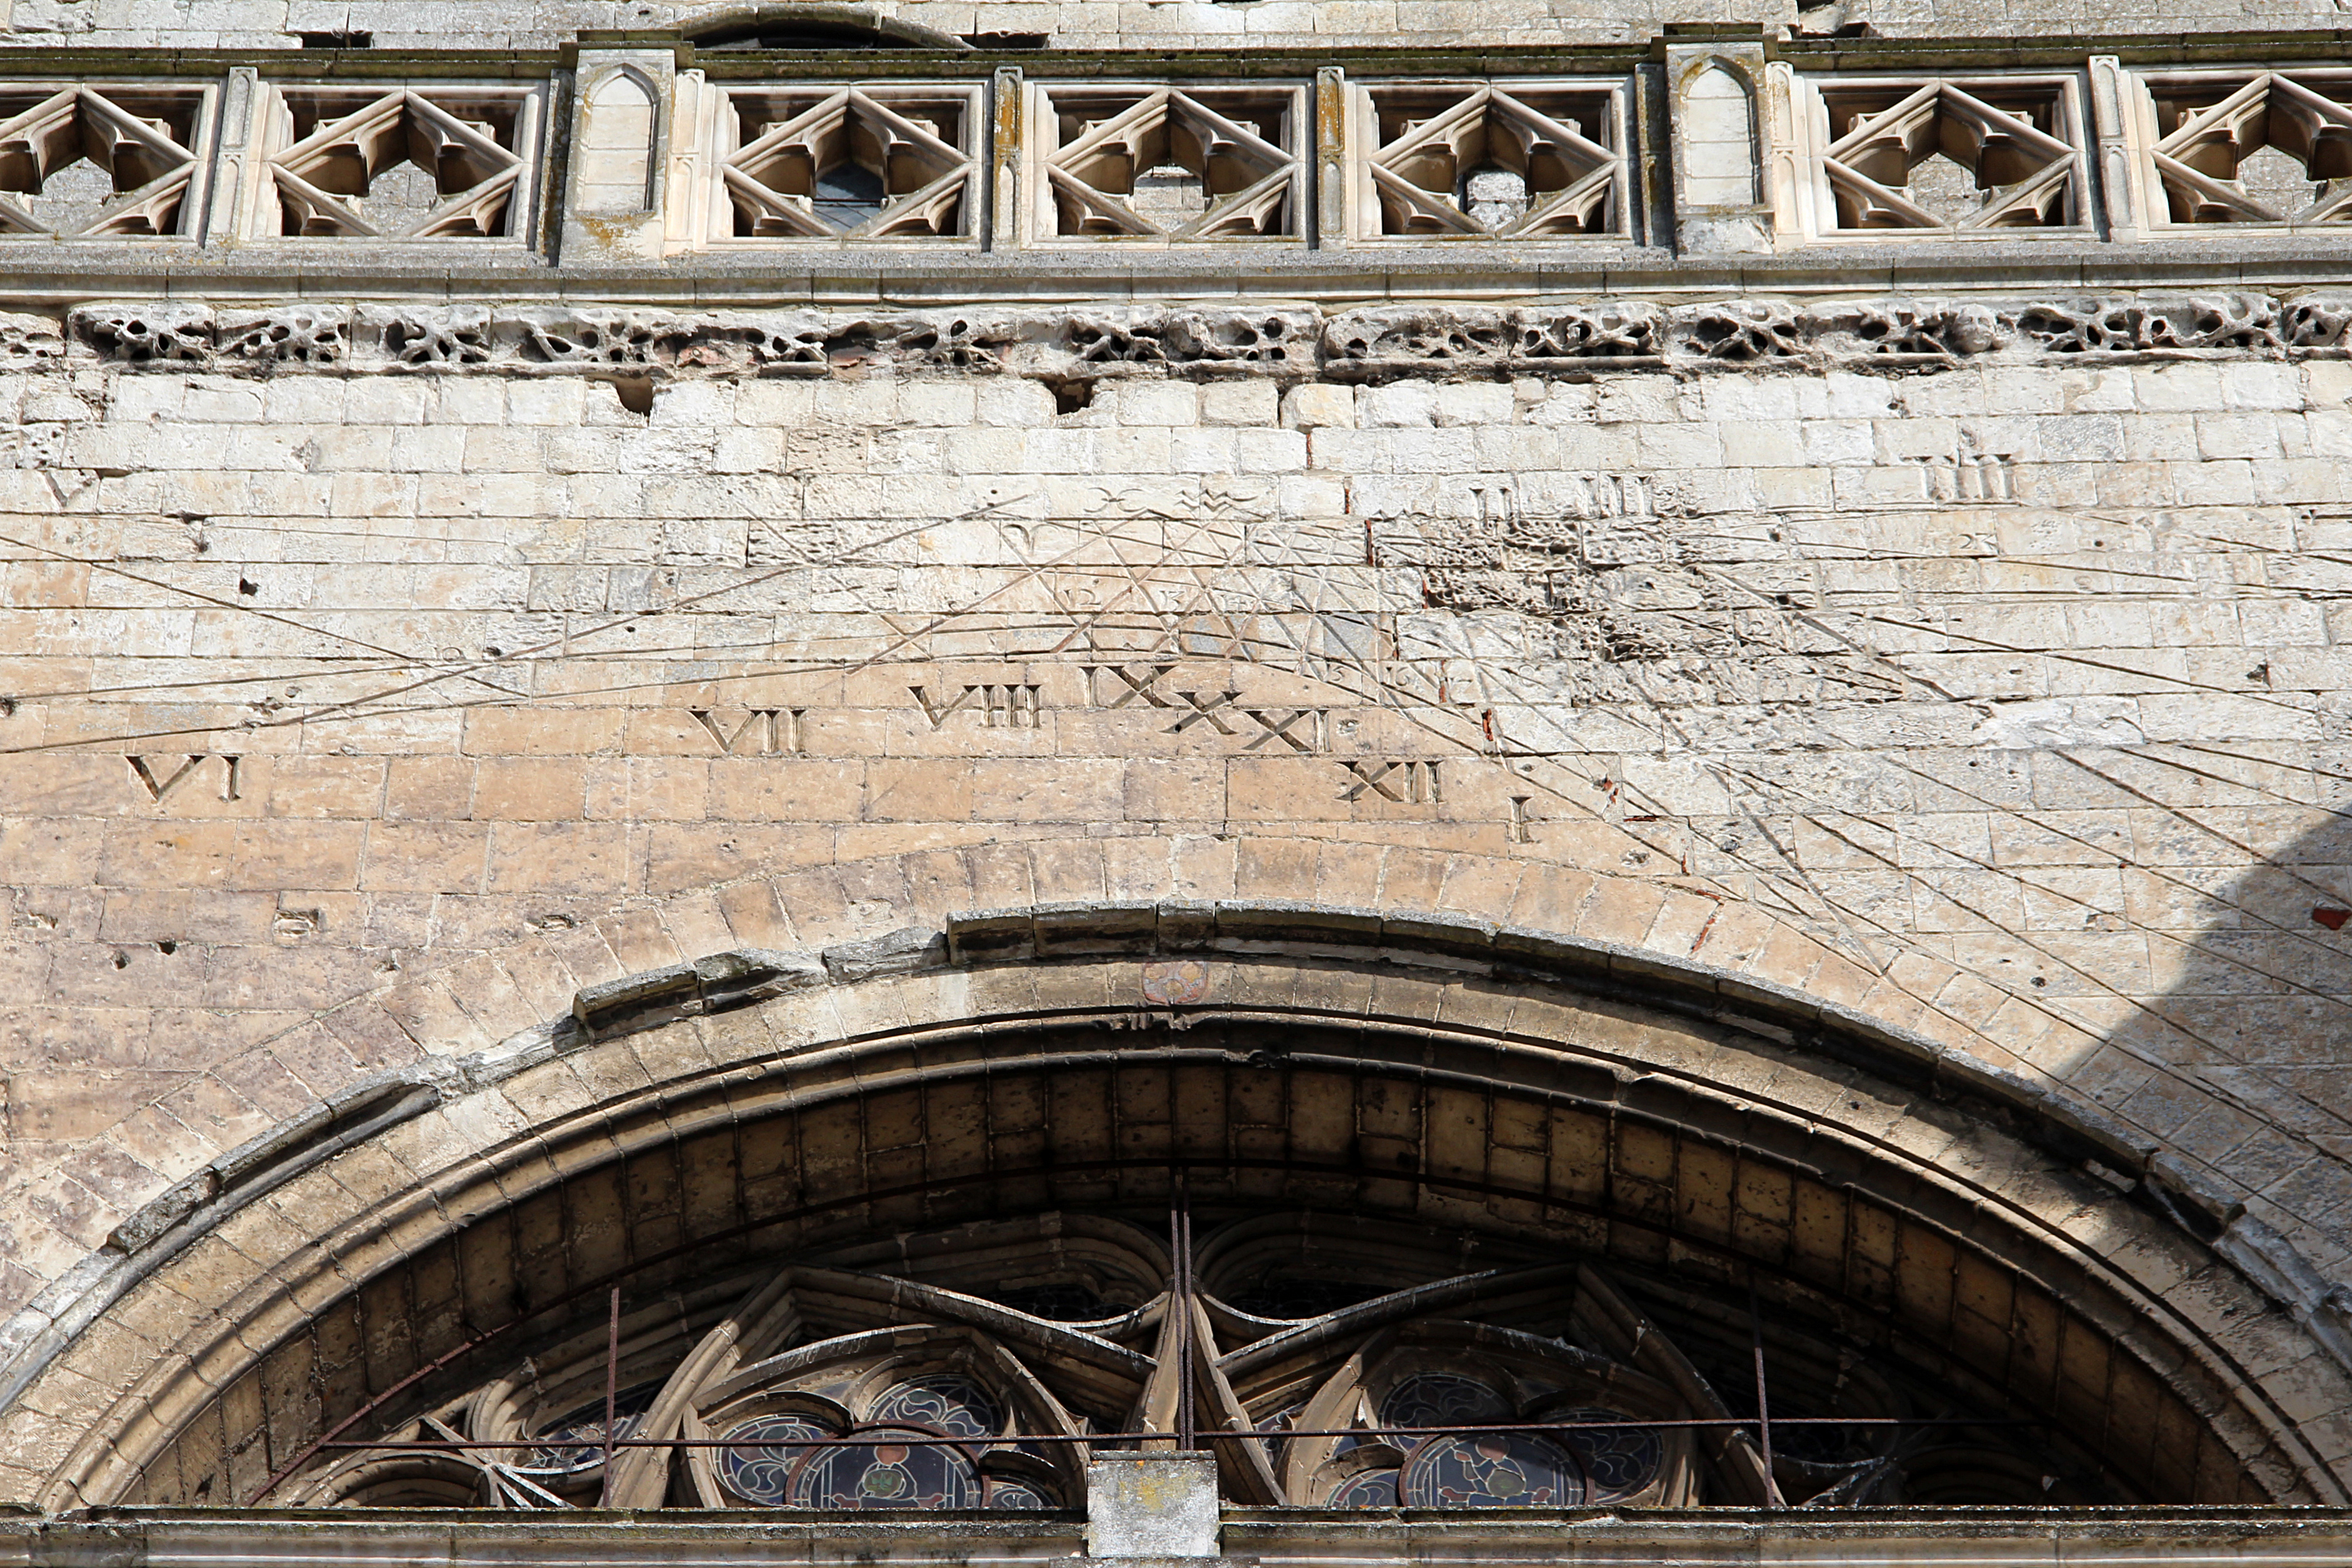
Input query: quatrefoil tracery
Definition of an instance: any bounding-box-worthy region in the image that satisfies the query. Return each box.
[0,84,205,237]
[1817,79,2084,231]
[255,86,537,239]
[2145,71,2352,225]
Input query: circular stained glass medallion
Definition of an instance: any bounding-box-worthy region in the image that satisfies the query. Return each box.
[718,1413,838,1506]
[869,1376,1001,1440]
[1552,1407,1662,1501]
[787,1426,984,1509]
[1400,1432,1583,1508]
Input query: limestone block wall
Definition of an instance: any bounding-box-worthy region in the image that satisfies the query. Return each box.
[4,0,2345,56]
[2,304,2351,1349]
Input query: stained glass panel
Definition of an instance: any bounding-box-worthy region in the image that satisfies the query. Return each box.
[787,1427,984,1508]
[1379,1373,1512,1432]
[985,1478,1056,1509]
[1400,1432,1583,1507]
[521,1387,658,1473]
[718,1414,838,1506]
[1329,1468,1401,1507]
[1553,1407,1662,1501]
[868,1376,1000,1439]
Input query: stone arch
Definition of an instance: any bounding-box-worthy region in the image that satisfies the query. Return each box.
[2,906,2348,1511]
[677,4,970,49]
[17,833,2352,1477]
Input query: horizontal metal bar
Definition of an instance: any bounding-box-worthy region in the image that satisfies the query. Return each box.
[319,1415,2047,1456]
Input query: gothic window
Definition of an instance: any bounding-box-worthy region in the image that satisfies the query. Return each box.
[2132,70,2352,226]
[1793,74,2091,235]
[666,77,984,246]
[241,82,547,239]
[286,1209,2099,1511]
[1026,83,1306,243]
[1347,80,1632,241]
[0,81,214,238]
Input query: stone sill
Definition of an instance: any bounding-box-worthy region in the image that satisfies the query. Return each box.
[4,240,2352,309]
[8,1506,2352,1556]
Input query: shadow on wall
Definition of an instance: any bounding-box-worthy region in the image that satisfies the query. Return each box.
[1986,744,2352,1310]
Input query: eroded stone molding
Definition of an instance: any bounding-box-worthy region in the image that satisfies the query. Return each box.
[20,291,2351,381]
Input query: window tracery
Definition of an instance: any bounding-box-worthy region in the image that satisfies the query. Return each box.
[1348,80,1631,240]
[667,78,984,246]
[2132,69,2352,226]
[241,82,546,239]
[289,1208,2100,1512]
[1791,73,2091,235]
[1027,83,1306,242]
[0,82,213,237]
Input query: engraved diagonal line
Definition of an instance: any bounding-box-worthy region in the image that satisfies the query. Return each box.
[5,508,983,754]
[1860,748,2352,1013]
[2051,749,2352,909]
[1718,775,2217,1057]
[1693,782,1895,972]
[1837,608,2328,720]
[1806,777,2352,1113]
[0,528,526,693]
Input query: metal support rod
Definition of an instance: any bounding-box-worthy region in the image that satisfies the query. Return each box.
[320,1414,2047,1455]
[598,1285,619,1507]
[1749,1284,1783,1510]
[1171,1165,1194,1453]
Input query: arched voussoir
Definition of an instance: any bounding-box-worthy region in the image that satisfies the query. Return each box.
[4,912,2348,1514]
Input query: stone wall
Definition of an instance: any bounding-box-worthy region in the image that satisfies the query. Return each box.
[4,294,2352,1337]
[4,6,2352,1500]
[3,0,2347,51]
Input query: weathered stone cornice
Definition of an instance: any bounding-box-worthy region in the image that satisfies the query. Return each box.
[6,289,2345,381]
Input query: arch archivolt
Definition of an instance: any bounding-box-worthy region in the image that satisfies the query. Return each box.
[4,918,2345,1514]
